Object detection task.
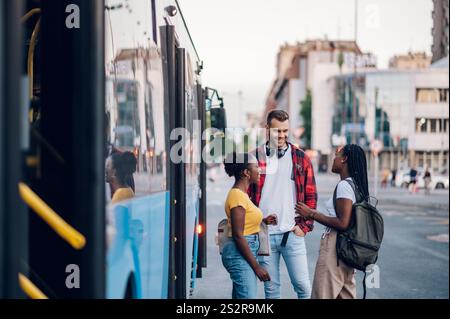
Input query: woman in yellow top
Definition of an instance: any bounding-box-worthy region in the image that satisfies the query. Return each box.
[222,152,277,299]
[106,151,137,204]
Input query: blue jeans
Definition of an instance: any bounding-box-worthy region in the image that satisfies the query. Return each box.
[258,232,311,299]
[221,234,259,299]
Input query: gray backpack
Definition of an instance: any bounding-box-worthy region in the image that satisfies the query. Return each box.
[333,179,384,298]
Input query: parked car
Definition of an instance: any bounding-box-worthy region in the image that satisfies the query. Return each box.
[395,167,449,189]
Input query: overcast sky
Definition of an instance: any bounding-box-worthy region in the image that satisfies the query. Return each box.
[179,0,433,127]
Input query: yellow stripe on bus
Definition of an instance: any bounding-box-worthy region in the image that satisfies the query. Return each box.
[18,273,48,300]
[18,182,86,250]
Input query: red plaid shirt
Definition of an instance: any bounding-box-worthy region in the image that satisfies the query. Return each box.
[247,143,318,234]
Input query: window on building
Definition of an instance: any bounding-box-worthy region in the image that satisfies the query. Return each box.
[416,88,440,103]
[426,152,432,169]
[416,118,427,133]
[415,118,450,133]
[439,89,449,103]
[430,119,438,132]
[440,118,449,133]
[417,152,424,168]
[416,88,449,103]
[442,153,448,174]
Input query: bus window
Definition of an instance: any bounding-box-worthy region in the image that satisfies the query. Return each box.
[105,1,166,201]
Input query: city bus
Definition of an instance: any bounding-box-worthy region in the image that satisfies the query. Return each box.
[0,0,226,299]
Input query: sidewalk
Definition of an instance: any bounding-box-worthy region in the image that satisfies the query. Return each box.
[315,173,449,211]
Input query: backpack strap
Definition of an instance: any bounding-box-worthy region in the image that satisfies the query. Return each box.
[332,179,361,208]
[332,186,341,268]
[343,179,364,203]
[363,270,367,299]
[332,185,338,210]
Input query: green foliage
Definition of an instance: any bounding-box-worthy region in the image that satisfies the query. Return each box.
[300,89,312,149]
[337,50,344,72]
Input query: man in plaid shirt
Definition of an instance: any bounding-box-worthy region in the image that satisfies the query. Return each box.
[248,110,317,299]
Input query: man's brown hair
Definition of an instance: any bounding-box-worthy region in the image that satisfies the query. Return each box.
[267,110,289,126]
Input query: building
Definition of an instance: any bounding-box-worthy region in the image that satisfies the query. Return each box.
[246,112,262,129]
[431,0,449,63]
[389,52,431,70]
[263,38,377,171]
[331,63,449,174]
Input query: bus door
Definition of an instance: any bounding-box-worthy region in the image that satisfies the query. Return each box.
[161,24,190,299]
[196,84,207,279]
[18,0,105,298]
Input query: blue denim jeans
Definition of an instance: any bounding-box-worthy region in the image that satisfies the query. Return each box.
[221,234,259,299]
[258,232,311,299]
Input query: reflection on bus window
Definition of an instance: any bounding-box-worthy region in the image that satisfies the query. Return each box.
[105,44,167,199]
[106,151,137,204]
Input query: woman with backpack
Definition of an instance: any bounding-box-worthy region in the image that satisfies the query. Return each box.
[222,152,276,299]
[296,144,370,299]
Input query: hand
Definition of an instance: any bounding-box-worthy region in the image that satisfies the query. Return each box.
[254,265,271,282]
[263,214,278,225]
[292,225,305,237]
[295,202,315,219]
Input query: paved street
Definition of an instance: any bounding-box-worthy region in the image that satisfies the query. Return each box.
[192,167,449,299]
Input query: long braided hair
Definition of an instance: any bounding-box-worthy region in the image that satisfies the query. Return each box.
[343,144,369,201]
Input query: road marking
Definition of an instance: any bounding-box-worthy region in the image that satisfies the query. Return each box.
[382,211,404,217]
[385,232,449,261]
[426,234,449,243]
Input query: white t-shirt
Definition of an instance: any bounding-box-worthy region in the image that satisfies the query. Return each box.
[325,178,356,217]
[259,145,297,234]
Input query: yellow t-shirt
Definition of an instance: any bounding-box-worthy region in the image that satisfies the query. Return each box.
[225,188,263,237]
[111,187,135,204]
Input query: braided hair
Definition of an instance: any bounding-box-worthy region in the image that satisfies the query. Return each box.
[110,151,137,189]
[223,152,255,180]
[342,144,369,201]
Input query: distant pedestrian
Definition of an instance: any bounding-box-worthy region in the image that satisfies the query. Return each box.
[424,168,432,195]
[296,144,370,299]
[391,169,397,187]
[381,168,390,188]
[409,167,418,193]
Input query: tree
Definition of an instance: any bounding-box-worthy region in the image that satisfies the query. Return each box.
[300,89,312,149]
[337,50,344,74]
